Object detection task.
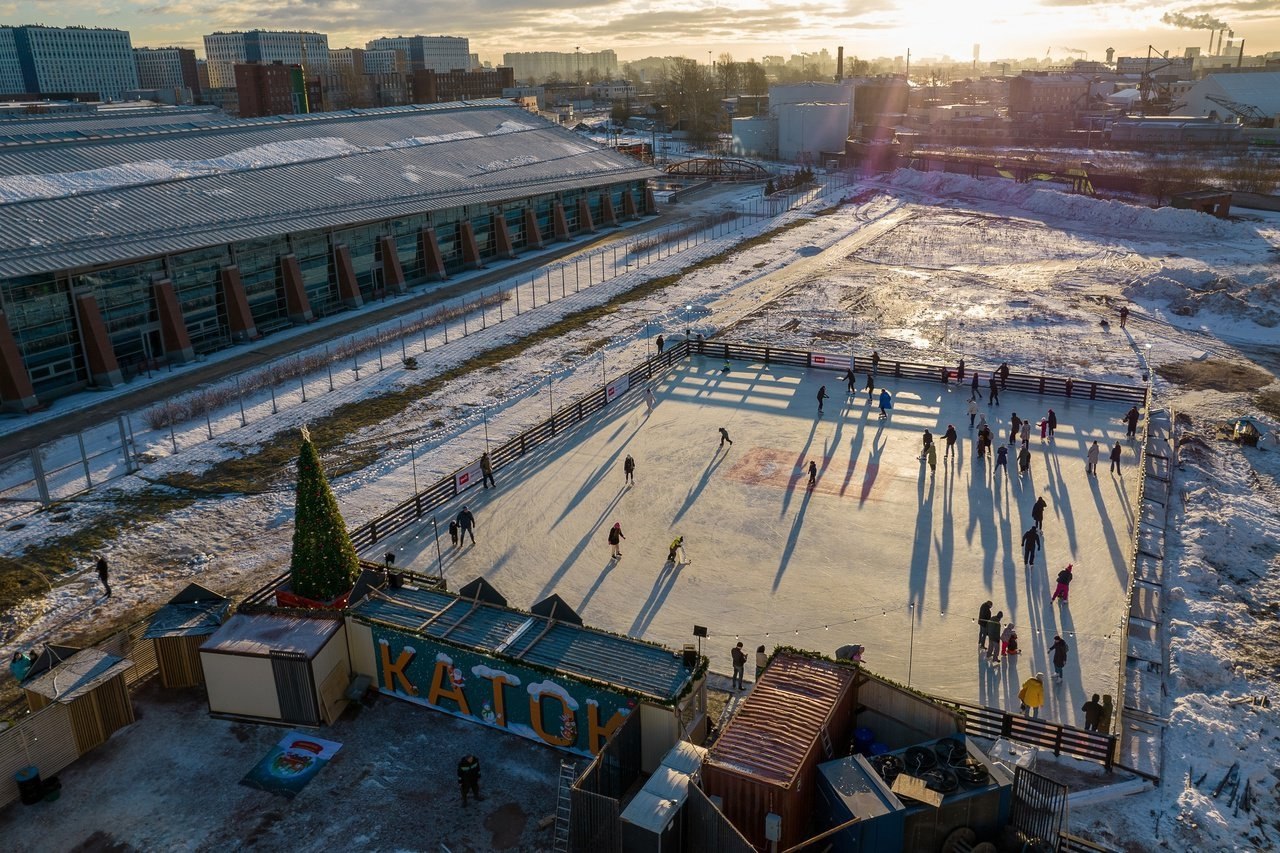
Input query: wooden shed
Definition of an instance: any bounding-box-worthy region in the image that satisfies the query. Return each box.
[200,613,350,726]
[143,583,230,688]
[22,648,135,754]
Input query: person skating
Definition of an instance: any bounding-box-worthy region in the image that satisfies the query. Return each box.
[870,350,880,375]
[1009,413,1022,446]
[1004,630,1020,657]
[807,460,817,486]
[1020,420,1031,448]
[480,451,495,489]
[816,385,828,414]
[667,536,685,564]
[865,372,876,400]
[1082,694,1104,732]
[926,443,937,474]
[956,358,965,383]
[607,522,625,558]
[96,555,111,598]
[1086,441,1100,476]
[1018,673,1045,718]
[1051,564,1073,603]
[1038,417,1048,441]
[1047,408,1057,439]
[755,645,768,679]
[456,506,476,545]
[970,371,982,401]
[842,367,857,395]
[918,429,934,461]
[985,611,1003,662]
[449,519,459,547]
[995,444,1008,470]
[458,754,483,806]
[1065,377,1075,398]
[644,387,657,414]
[967,398,978,429]
[1110,441,1123,475]
[1000,622,1017,657]
[998,361,1010,390]
[878,389,893,420]
[624,454,635,485]
[1018,444,1032,475]
[718,427,733,449]
[1031,496,1047,530]
[978,600,993,649]
[731,641,747,690]
[1021,525,1040,567]
[988,375,999,406]
[1119,305,1129,329]
[1049,635,1070,680]
[944,424,957,458]
[1124,406,1140,439]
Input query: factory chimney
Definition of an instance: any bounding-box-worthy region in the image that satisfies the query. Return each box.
[836,46,844,81]
[1238,39,1245,67]
[1105,47,1114,64]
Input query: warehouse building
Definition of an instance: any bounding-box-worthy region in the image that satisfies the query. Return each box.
[0,100,657,411]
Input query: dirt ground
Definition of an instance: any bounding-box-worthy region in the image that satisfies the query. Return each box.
[0,680,563,852]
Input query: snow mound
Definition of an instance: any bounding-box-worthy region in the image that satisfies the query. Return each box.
[882,168,1250,239]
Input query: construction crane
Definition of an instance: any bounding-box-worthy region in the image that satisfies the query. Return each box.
[1138,45,1177,116]
[1204,95,1269,127]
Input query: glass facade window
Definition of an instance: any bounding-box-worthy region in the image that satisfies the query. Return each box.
[562,191,581,232]
[168,245,231,354]
[74,259,165,374]
[333,223,386,299]
[388,215,428,285]
[503,207,526,248]
[232,236,290,331]
[0,274,84,396]
[290,232,339,317]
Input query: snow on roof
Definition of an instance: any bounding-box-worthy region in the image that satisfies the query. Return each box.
[200,612,342,658]
[23,647,133,702]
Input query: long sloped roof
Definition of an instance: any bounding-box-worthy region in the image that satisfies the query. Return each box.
[0,101,656,279]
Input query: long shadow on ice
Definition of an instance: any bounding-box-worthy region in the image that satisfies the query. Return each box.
[630,560,685,636]
[772,482,815,592]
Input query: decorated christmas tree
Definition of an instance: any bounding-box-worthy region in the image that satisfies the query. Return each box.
[289,426,360,601]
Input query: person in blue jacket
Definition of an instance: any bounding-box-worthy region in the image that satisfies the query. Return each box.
[878,389,892,420]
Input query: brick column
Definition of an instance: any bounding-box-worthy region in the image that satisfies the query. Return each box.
[645,187,659,215]
[73,293,124,387]
[600,193,619,227]
[419,227,447,280]
[622,190,639,220]
[379,236,406,294]
[220,266,258,342]
[576,196,596,234]
[152,279,194,363]
[333,244,364,308]
[553,202,571,241]
[493,214,516,259]
[279,255,314,324]
[523,207,544,249]
[0,310,38,412]
[459,221,483,269]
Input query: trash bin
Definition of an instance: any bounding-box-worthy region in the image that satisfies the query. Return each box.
[15,766,42,805]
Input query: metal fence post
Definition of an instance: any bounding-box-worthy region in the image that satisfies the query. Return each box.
[400,320,407,359]
[168,400,179,451]
[325,348,334,392]
[118,415,137,474]
[77,431,93,489]
[377,337,385,370]
[29,448,51,506]
[269,385,278,415]
[299,369,307,403]
[205,407,214,439]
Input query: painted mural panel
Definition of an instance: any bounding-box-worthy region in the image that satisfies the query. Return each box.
[370,626,636,757]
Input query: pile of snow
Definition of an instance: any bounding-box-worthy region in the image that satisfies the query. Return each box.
[1127,266,1280,329]
[882,168,1251,239]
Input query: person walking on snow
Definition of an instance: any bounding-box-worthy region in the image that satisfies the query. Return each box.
[995,444,1008,470]
[978,601,993,649]
[1051,564,1073,603]
[624,454,635,485]
[970,371,982,401]
[878,389,893,420]
[944,424,958,458]
[1086,441,1100,476]
[731,642,747,690]
[1031,496,1047,530]
[816,385,828,414]
[1110,441,1123,475]
[607,522,625,558]
[1009,413,1022,445]
[656,334,665,353]
[1018,444,1032,475]
[988,375,1000,406]
[96,555,111,598]
[985,611,1003,662]
[1021,525,1040,567]
[967,398,979,429]
[718,427,733,449]
[926,443,937,474]
[1019,673,1045,717]
[480,452,495,489]
[807,460,818,486]
[1049,635,1070,680]
[1119,305,1129,329]
[1124,406,1140,439]
[456,506,476,545]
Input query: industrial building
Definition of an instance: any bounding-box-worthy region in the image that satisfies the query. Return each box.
[0,101,657,411]
[1173,71,1280,126]
[0,25,140,100]
[364,35,470,73]
[133,47,201,104]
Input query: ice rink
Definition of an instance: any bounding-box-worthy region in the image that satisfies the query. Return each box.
[381,357,1139,729]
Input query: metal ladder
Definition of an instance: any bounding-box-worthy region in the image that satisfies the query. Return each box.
[820,725,834,759]
[552,759,577,853]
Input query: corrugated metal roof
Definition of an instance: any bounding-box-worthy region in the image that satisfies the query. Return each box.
[706,653,856,787]
[0,106,225,142]
[201,612,342,657]
[350,584,693,701]
[23,648,134,702]
[0,101,658,279]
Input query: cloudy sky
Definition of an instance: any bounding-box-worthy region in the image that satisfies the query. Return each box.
[1,0,1276,63]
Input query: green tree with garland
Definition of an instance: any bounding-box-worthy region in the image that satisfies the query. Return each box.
[290,426,360,601]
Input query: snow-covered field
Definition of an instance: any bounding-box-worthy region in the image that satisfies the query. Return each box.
[3,169,1279,849]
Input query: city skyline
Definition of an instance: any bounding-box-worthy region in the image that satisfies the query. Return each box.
[0,1,1276,70]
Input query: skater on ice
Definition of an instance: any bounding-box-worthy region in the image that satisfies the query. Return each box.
[1021,525,1040,567]
[1009,413,1022,445]
[1047,409,1057,438]
[667,536,686,564]
[607,522,625,558]
[1020,420,1031,448]
[718,427,733,449]
[644,386,657,413]
[1051,564,1073,603]
[1110,441,1123,475]
[919,429,934,460]
[1018,673,1044,718]
[1031,495,1047,530]
[985,612,1003,662]
[816,385,828,414]
[807,460,818,486]
[624,454,635,485]
[944,424,957,458]
[978,601,993,649]
[449,519,459,546]
[878,389,892,420]
[480,451,495,489]
[870,350,880,375]
[1049,635,1070,680]
[1124,406,1140,439]
[456,506,476,545]
[988,374,999,406]
[994,444,1008,470]
[970,371,982,401]
[1087,440,1100,476]
[926,443,937,474]
[865,372,876,399]
[842,367,856,395]
[967,398,978,429]
[997,361,1010,389]
[1001,622,1018,657]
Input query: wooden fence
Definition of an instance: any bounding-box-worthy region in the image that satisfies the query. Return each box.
[952,698,1118,771]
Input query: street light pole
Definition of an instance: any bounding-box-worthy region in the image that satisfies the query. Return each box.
[907,602,916,687]
[431,516,443,580]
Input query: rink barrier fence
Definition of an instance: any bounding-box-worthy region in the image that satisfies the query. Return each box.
[348,340,1150,555]
[950,698,1117,771]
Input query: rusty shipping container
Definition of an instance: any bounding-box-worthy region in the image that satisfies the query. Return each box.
[702,652,858,851]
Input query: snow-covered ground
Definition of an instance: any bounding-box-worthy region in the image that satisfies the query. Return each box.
[3,169,1279,849]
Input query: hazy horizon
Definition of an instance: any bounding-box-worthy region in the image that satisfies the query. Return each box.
[1,0,1276,68]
